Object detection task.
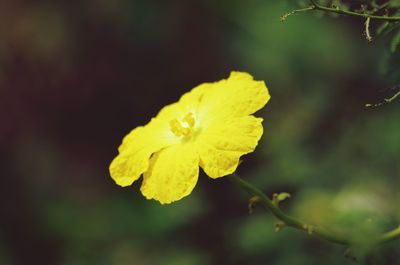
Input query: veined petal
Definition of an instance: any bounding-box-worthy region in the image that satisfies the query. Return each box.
[140,143,199,204]
[197,72,270,126]
[109,118,177,187]
[196,116,263,178]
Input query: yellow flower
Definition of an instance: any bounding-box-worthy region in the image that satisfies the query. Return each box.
[109,71,270,204]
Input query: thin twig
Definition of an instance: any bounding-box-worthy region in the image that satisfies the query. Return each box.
[365,17,372,42]
[366,90,400,108]
[280,5,316,21]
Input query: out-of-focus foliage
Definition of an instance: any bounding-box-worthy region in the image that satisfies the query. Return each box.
[1,0,399,265]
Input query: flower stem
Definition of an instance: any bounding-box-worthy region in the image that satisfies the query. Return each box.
[230,173,400,246]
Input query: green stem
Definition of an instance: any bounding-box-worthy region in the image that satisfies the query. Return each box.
[310,0,400,21]
[230,173,400,245]
[230,174,350,245]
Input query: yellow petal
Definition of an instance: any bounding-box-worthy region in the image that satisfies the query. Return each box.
[155,82,209,122]
[197,72,270,126]
[140,143,199,204]
[109,118,177,187]
[196,116,263,178]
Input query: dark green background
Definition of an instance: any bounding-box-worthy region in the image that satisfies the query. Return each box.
[1,1,399,264]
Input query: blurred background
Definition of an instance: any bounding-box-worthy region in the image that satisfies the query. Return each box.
[1,0,399,264]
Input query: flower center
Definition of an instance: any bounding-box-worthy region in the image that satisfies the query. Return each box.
[169,112,196,137]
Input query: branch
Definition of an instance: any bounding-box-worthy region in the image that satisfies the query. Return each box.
[230,173,400,246]
[282,0,400,22]
[310,0,400,21]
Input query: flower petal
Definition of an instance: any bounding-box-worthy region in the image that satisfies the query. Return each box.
[155,82,209,122]
[197,72,270,126]
[140,143,199,204]
[109,119,177,187]
[196,116,263,178]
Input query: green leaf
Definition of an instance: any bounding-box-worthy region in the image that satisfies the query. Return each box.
[377,22,390,35]
[377,22,400,37]
[276,192,291,202]
[390,31,400,52]
[389,0,400,8]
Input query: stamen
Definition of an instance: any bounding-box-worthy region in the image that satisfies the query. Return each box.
[169,112,196,137]
[183,112,195,127]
